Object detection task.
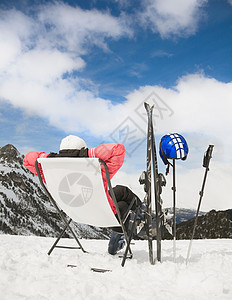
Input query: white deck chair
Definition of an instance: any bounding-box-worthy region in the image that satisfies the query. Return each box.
[35,157,139,267]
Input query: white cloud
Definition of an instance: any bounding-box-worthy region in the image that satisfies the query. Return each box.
[228,0,232,6]
[0,3,131,134]
[0,9,36,70]
[2,4,224,144]
[125,74,232,132]
[0,2,230,211]
[124,75,232,164]
[1,41,232,159]
[139,0,208,38]
[151,50,173,57]
[37,2,132,53]
[112,156,232,212]
[116,75,232,211]
[166,73,232,136]
[161,161,232,211]
[0,3,131,64]
[7,49,85,84]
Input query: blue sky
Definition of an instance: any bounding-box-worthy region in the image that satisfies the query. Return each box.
[0,0,231,210]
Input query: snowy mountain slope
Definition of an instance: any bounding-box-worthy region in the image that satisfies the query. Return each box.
[0,144,204,241]
[0,144,231,241]
[0,144,110,239]
[176,209,232,239]
[166,207,206,223]
[0,234,231,300]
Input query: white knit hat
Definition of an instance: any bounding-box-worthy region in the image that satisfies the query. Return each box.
[59,135,87,150]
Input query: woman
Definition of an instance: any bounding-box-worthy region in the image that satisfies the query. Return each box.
[23,135,141,255]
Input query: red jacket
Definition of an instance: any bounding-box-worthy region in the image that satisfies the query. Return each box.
[23,143,125,214]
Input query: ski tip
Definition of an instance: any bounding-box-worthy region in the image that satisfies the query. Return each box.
[144,102,154,112]
[144,102,150,110]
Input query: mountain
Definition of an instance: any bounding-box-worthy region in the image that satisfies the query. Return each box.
[176,209,232,239]
[1,144,231,241]
[162,208,232,240]
[0,144,110,239]
[164,207,206,224]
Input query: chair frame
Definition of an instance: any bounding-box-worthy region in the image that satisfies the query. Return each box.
[35,158,139,267]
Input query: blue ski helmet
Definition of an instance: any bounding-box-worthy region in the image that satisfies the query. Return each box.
[159,133,189,165]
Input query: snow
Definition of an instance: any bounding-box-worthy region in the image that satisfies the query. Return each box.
[0,235,231,299]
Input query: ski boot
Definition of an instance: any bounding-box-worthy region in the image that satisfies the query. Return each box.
[108,231,125,255]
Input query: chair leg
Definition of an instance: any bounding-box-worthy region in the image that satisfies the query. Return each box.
[48,219,72,255]
[119,197,138,258]
[121,209,139,267]
[35,162,86,254]
[50,196,86,253]
[57,211,87,253]
[48,207,87,254]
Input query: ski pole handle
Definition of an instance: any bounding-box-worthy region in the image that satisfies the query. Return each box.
[203,145,214,168]
[207,145,214,160]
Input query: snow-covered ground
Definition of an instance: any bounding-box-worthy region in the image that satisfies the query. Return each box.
[0,235,231,300]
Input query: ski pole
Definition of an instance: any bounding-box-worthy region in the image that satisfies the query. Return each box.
[186,145,214,265]
[172,159,177,262]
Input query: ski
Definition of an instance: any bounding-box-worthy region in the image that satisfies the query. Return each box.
[144,102,154,265]
[150,111,163,263]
